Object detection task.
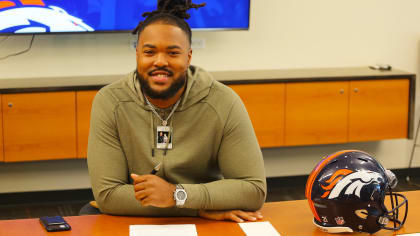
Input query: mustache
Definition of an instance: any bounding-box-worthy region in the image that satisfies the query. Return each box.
[148,67,174,76]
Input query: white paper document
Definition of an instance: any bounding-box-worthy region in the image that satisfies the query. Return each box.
[239,221,281,236]
[129,224,197,236]
[398,234,420,236]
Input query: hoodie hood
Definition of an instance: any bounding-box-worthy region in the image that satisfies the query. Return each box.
[124,65,214,111]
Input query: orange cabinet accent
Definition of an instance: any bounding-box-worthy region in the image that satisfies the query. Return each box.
[2,92,77,162]
[76,90,98,158]
[0,75,411,162]
[229,83,285,147]
[349,79,409,142]
[285,81,349,146]
[0,95,3,162]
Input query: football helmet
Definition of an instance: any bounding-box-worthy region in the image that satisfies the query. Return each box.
[305,150,408,234]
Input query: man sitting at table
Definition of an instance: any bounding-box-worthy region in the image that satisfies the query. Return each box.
[87,0,266,223]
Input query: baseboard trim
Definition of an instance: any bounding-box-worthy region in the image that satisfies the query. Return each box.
[1,167,419,206]
[0,189,93,206]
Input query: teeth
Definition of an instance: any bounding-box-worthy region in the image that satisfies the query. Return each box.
[157,74,167,78]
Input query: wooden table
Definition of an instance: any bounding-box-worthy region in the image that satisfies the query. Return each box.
[0,190,419,236]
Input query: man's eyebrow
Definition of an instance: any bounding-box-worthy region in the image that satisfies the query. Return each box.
[142,44,156,49]
[167,45,182,50]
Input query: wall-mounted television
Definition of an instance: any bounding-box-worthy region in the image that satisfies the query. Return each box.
[0,0,250,34]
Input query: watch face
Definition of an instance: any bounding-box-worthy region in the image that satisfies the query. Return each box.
[176,190,186,200]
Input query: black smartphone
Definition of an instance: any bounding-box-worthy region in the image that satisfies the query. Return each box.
[39,216,71,232]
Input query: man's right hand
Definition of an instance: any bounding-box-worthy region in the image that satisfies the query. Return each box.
[198,209,263,223]
[131,174,176,208]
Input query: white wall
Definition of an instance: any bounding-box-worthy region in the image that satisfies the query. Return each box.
[1,0,420,193]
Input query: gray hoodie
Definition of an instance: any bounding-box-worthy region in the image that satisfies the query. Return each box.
[88,65,267,216]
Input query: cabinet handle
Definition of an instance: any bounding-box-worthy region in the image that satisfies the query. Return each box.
[339,89,344,94]
[354,88,359,93]
[8,102,13,108]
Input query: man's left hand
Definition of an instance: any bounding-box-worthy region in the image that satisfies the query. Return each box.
[131,174,176,208]
[198,209,263,223]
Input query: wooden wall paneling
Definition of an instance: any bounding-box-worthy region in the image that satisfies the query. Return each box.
[0,94,3,162]
[229,83,285,147]
[285,81,349,146]
[349,79,409,142]
[76,90,98,158]
[2,92,77,162]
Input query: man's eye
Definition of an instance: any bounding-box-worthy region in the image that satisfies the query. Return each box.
[144,50,154,55]
[169,51,180,56]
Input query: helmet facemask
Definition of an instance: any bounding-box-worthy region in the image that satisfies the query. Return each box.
[379,186,408,231]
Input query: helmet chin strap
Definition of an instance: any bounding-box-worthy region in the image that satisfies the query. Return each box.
[313,219,353,234]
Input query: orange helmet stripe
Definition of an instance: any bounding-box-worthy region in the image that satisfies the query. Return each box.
[325,169,353,183]
[0,1,15,9]
[321,176,343,191]
[305,150,360,222]
[320,169,354,193]
[321,191,330,198]
[19,0,45,6]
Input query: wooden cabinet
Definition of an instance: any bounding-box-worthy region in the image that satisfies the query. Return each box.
[76,90,98,158]
[349,79,409,142]
[2,92,77,162]
[0,95,3,162]
[229,84,285,147]
[0,68,413,162]
[285,81,349,146]
[231,78,410,147]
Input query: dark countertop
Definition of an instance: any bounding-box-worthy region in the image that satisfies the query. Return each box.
[0,67,415,93]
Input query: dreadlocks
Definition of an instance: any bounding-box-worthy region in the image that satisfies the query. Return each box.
[132,0,206,45]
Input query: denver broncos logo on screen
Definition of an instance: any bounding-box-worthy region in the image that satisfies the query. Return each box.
[321,169,383,199]
[0,0,94,33]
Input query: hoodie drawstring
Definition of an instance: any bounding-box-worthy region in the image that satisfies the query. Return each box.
[150,112,155,157]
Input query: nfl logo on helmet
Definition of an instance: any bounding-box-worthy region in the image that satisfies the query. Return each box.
[334,217,345,225]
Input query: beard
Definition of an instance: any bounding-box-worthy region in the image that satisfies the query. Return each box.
[137,70,187,100]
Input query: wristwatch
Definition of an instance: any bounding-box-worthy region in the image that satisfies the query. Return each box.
[174,184,187,207]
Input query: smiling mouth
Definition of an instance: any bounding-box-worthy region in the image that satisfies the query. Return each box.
[148,69,174,84]
[150,73,171,83]
[148,69,173,77]
[153,74,169,78]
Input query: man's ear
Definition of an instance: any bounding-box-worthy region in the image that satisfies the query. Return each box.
[187,48,192,64]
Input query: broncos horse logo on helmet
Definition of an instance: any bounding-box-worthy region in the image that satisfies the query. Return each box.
[306,150,408,234]
[0,0,94,33]
[321,169,383,199]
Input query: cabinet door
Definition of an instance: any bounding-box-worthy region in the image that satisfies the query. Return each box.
[0,95,3,162]
[229,83,285,147]
[76,90,98,158]
[349,79,409,142]
[2,92,77,162]
[285,81,349,146]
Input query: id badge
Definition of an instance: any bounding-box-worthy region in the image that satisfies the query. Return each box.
[156,126,173,149]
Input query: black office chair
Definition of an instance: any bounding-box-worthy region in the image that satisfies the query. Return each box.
[79,201,101,215]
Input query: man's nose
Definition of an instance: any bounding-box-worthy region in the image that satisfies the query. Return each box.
[153,53,169,67]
